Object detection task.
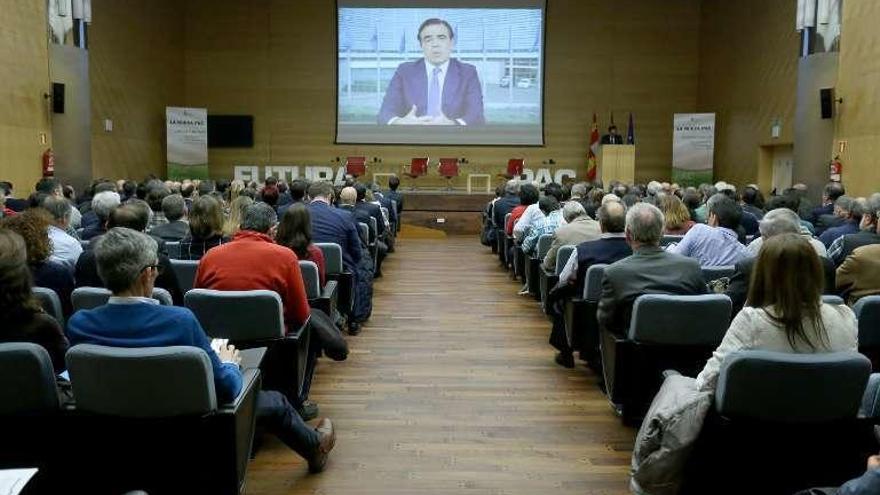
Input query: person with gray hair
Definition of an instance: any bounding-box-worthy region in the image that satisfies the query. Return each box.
[493,179,522,231]
[819,196,864,247]
[67,227,337,473]
[729,207,837,314]
[597,202,705,337]
[148,194,189,242]
[42,195,82,271]
[541,200,601,272]
[239,202,278,234]
[746,207,827,258]
[828,193,880,266]
[81,190,121,240]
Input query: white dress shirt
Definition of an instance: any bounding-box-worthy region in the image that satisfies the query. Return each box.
[48,225,83,272]
[513,203,544,242]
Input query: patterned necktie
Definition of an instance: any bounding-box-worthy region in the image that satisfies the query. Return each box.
[428,67,441,118]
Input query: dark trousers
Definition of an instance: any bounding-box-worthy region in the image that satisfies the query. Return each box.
[257,390,320,459]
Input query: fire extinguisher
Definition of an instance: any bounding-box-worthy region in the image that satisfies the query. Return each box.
[42,149,55,177]
[829,155,842,183]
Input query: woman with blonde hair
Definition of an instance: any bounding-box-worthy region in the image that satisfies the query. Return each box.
[659,194,695,235]
[223,195,254,238]
[695,233,858,392]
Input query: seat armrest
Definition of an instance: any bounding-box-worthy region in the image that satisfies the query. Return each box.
[860,373,880,419]
[221,367,260,412]
[285,316,311,342]
[321,280,338,300]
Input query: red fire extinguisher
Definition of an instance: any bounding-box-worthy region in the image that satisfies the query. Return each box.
[829,156,842,182]
[42,149,55,177]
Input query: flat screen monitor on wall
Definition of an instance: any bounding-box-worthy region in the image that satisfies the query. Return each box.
[208,115,254,148]
[336,0,546,145]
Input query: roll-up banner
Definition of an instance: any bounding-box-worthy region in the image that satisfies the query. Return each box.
[166,107,208,180]
[672,113,715,186]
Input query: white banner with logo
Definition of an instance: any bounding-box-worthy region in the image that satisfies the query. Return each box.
[672,113,715,185]
[166,107,208,180]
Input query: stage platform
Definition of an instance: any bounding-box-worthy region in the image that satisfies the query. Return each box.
[399,191,492,235]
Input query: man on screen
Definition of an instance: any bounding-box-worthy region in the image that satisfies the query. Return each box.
[377,18,485,126]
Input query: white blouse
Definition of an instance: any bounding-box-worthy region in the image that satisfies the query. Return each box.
[695,303,859,391]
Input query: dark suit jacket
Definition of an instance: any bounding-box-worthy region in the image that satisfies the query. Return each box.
[308,200,362,271]
[601,134,624,145]
[492,195,520,229]
[574,237,633,295]
[597,246,706,336]
[815,214,845,237]
[811,203,834,225]
[378,58,485,125]
[149,220,190,242]
[356,201,385,238]
[75,245,183,306]
[341,204,375,243]
[386,190,404,213]
[726,255,837,316]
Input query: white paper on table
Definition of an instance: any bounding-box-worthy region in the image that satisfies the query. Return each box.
[0,468,38,495]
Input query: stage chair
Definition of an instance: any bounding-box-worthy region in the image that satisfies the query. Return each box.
[72,286,173,311]
[185,289,311,404]
[541,245,575,315]
[679,351,874,494]
[170,259,199,295]
[855,295,880,370]
[404,157,429,190]
[503,158,524,179]
[32,286,64,324]
[345,156,366,179]
[66,344,261,495]
[438,158,460,191]
[600,294,731,425]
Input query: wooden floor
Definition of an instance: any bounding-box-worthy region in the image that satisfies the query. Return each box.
[246,235,635,494]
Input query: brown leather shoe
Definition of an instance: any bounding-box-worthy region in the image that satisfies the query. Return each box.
[307,418,336,473]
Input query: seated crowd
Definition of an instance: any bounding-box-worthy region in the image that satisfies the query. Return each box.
[0,173,403,482]
[483,178,880,494]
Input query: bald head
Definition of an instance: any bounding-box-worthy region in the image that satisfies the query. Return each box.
[598,201,626,233]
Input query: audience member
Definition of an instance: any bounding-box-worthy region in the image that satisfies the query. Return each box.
[597,203,705,336]
[728,208,836,315]
[149,194,189,242]
[179,195,228,260]
[66,227,336,473]
[277,203,327,286]
[0,229,69,372]
[195,203,310,332]
[493,180,521,232]
[521,195,564,256]
[695,233,857,392]
[542,201,600,272]
[41,195,83,271]
[1,210,75,317]
[145,186,170,231]
[811,181,846,226]
[223,195,254,238]
[658,194,695,235]
[0,181,27,212]
[80,190,121,240]
[819,196,863,247]
[667,195,750,266]
[740,186,765,220]
[836,213,880,305]
[828,194,880,266]
[506,183,538,236]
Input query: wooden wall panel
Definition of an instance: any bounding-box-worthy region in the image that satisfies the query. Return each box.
[0,0,51,193]
[185,0,701,186]
[697,0,799,187]
[834,1,880,197]
[88,0,186,181]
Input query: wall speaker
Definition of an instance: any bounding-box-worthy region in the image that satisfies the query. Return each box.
[52,82,65,114]
[820,88,834,119]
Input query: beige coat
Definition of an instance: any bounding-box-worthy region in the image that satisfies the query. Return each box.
[541,216,601,271]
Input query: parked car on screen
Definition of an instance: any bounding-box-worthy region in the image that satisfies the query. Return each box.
[499,76,511,87]
[516,78,532,89]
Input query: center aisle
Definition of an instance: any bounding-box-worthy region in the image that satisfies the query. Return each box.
[247,235,635,494]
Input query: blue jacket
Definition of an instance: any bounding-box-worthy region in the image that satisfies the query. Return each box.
[378,58,485,125]
[67,302,243,404]
[308,200,362,271]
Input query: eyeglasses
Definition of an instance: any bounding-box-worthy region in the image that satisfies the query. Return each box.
[141,262,163,275]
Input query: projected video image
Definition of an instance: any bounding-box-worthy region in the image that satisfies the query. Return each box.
[336,6,544,145]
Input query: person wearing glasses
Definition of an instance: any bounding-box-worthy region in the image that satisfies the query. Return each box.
[67,227,337,473]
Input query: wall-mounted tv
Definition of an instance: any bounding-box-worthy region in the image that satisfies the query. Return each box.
[208,115,254,148]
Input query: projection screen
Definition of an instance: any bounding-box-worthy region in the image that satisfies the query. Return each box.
[336,0,546,145]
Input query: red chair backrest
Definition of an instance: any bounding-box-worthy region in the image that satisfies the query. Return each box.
[346,156,366,176]
[507,158,524,176]
[438,158,459,178]
[411,158,429,176]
